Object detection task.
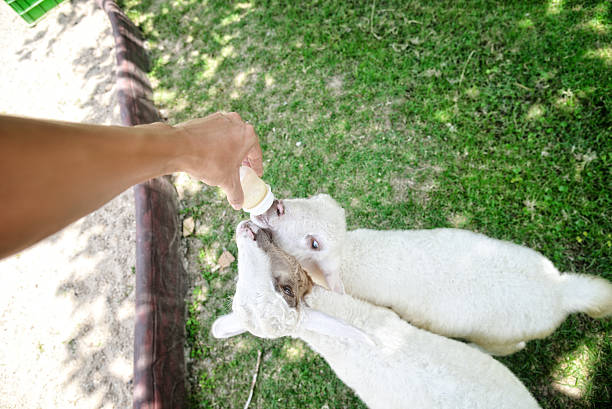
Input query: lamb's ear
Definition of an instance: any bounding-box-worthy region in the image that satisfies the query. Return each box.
[300,307,374,346]
[324,270,345,294]
[212,313,247,338]
[303,260,345,294]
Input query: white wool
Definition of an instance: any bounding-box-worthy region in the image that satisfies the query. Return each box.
[230,238,301,339]
[252,194,612,355]
[298,287,540,409]
[214,224,540,409]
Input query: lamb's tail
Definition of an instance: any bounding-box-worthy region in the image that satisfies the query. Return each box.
[561,273,612,318]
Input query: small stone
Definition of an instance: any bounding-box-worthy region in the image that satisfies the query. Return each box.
[217,250,235,269]
[182,217,195,237]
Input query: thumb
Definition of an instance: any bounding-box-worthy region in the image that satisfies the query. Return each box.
[222,170,244,210]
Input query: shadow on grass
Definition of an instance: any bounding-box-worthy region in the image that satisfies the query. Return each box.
[121,0,610,408]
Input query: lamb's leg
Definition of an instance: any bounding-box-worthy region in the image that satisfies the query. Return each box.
[469,341,526,356]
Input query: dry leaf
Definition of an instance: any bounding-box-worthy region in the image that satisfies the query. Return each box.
[217,250,235,268]
[182,217,195,237]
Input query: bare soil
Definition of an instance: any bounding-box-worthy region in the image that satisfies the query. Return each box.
[0,2,134,408]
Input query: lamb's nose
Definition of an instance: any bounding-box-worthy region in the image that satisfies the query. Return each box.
[250,213,267,227]
[274,200,285,217]
[238,221,257,240]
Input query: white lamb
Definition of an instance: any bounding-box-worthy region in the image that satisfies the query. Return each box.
[212,221,541,409]
[251,194,612,355]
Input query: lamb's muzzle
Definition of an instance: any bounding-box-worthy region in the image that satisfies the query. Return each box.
[251,199,285,229]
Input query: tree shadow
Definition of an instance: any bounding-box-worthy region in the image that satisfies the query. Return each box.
[54,189,136,409]
[11,0,118,125]
[45,0,97,54]
[70,31,119,124]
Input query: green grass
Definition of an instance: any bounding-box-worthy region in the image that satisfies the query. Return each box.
[122,0,611,407]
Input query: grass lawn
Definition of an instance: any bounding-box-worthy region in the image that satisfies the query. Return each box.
[122,0,611,407]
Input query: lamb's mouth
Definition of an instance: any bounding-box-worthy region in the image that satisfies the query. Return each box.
[250,213,270,229]
[238,220,258,241]
[238,221,273,244]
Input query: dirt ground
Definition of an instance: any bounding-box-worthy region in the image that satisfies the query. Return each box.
[0,2,135,408]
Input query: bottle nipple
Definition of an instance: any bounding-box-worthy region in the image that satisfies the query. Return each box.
[239,166,275,215]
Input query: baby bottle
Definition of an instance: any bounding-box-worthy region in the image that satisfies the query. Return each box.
[239,165,274,215]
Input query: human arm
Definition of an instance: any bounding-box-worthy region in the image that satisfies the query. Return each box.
[0,112,262,259]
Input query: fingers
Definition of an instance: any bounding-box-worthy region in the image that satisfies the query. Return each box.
[242,124,264,176]
[221,169,244,210]
[179,112,263,208]
[222,111,242,122]
[220,113,263,176]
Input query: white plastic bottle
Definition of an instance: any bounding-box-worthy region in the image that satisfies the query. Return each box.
[239,166,275,215]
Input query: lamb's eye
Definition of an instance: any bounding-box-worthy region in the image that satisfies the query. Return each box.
[311,239,319,250]
[282,285,294,297]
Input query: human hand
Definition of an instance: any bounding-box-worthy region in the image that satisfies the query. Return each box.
[171,112,263,209]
